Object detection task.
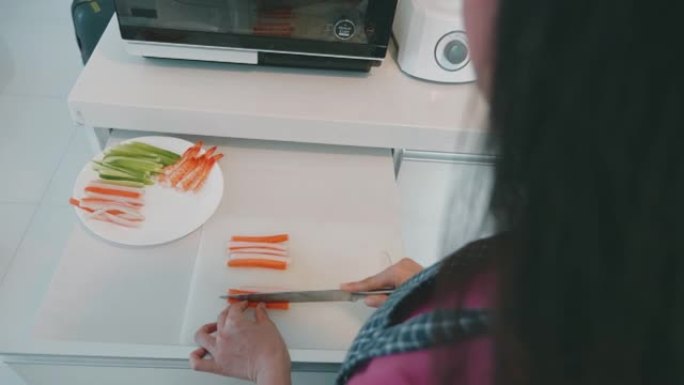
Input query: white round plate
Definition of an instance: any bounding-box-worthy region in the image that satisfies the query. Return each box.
[72,136,224,246]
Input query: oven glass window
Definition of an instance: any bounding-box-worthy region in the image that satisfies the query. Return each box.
[115,0,374,44]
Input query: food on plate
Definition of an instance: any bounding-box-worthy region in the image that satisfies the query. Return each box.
[228,242,287,252]
[93,142,181,185]
[231,234,289,243]
[227,289,290,310]
[84,182,144,199]
[70,180,145,228]
[226,259,288,270]
[159,141,224,193]
[226,233,290,270]
[73,138,223,231]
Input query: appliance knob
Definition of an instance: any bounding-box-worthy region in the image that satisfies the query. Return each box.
[435,31,470,71]
[444,40,468,65]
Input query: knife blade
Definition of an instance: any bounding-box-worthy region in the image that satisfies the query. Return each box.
[220,289,395,303]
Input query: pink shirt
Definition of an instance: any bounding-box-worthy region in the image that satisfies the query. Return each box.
[347,268,496,385]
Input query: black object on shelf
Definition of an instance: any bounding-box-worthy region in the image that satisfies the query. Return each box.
[72,0,115,64]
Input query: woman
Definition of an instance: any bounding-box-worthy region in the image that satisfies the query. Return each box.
[189,0,684,383]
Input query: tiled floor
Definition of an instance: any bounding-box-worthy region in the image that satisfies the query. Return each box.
[0,2,90,383]
[0,0,85,272]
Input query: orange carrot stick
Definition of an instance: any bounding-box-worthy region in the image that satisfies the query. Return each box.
[227,289,289,310]
[226,258,288,270]
[84,186,142,199]
[230,234,289,243]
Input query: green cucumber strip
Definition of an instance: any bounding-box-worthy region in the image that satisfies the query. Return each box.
[104,156,164,173]
[106,148,161,161]
[92,160,147,178]
[95,179,146,188]
[99,173,153,185]
[126,142,180,161]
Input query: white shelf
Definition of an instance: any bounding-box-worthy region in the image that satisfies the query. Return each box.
[68,18,489,153]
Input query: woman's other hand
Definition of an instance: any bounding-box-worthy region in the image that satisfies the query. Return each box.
[340,258,423,307]
[190,302,291,385]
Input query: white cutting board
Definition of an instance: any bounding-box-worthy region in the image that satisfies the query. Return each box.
[180,216,398,350]
[180,140,405,351]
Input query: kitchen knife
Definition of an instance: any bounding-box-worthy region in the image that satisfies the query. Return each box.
[220,289,395,303]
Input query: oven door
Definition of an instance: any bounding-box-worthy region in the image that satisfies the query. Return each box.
[114,0,397,60]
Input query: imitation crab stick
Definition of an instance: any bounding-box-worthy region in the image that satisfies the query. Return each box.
[228,255,291,264]
[84,205,143,220]
[159,141,203,183]
[228,242,287,252]
[226,258,288,270]
[228,246,288,254]
[178,151,213,191]
[91,212,142,228]
[168,156,201,187]
[88,181,146,194]
[189,154,223,192]
[80,196,143,208]
[230,234,289,243]
[71,199,144,227]
[228,250,289,258]
[227,289,289,310]
[84,185,143,199]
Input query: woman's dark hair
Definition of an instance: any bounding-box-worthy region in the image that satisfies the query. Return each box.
[489,0,684,384]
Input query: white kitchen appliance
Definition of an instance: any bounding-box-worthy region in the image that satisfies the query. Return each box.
[392,0,476,83]
[113,0,399,72]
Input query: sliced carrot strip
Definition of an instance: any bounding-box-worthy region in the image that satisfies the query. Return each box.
[230,234,289,243]
[227,289,289,310]
[84,186,142,199]
[226,258,288,270]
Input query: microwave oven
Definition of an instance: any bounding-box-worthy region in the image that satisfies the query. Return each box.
[113,0,398,71]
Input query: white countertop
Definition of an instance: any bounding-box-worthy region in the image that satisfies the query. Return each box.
[68,18,489,153]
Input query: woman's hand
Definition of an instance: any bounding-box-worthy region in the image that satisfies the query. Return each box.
[340,258,423,307]
[190,302,291,385]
